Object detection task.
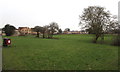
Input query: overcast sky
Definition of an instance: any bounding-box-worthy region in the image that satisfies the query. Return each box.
[0,0,119,31]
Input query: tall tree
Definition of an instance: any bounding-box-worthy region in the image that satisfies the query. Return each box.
[48,22,59,38]
[58,29,62,34]
[64,28,70,32]
[40,25,48,38]
[2,24,16,36]
[79,6,111,43]
[33,26,42,37]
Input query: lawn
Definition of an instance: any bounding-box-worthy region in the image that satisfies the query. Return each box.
[2,34,118,70]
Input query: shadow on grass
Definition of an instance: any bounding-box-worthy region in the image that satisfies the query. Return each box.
[2,46,11,48]
[78,37,119,47]
[34,36,60,40]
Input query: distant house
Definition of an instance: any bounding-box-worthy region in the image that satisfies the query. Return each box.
[0,28,6,36]
[30,28,38,35]
[63,30,88,34]
[63,31,68,34]
[12,29,20,36]
[70,31,80,34]
[63,31,80,34]
[18,27,32,35]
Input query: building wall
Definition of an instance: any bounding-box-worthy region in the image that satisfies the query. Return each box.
[12,30,20,36]
[63,31,88,34]
[18,27,32,34]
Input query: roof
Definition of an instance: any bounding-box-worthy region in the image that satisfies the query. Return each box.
[18,27,29,30]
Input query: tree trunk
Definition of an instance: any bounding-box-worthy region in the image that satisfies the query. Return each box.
[47,32,50,38]
[101,34,104,44]
[43,32,45,38]
[51,31,53,38]
[48,31,52,39]
[93,35,99,43]
[36,32,39,37]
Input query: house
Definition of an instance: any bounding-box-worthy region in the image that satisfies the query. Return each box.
[18,27,32,35]
[63,30,88,34]
[0,28,6,36]
[12,29,20,36]
[63,31,80,34]
[70,31,80,34]
[30,28,38,35]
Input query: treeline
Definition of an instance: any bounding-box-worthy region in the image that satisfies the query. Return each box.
[2,22,62,39]
[32,22,62,39]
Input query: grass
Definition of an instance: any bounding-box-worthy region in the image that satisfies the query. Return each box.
[2,34,118,70]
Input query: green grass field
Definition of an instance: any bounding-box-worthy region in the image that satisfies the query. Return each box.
[2,34,118,70]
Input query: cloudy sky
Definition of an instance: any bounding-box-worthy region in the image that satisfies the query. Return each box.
[0,0,119,31]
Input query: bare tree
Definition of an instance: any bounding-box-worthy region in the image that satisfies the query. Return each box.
[40,25,49,38]
[64,28,70,32]
[33,26,42,37]
[48,22,59,38]
[79,6,111,43]
[58,29,62,34]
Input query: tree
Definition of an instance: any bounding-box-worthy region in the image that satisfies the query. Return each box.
[2,24,16,36]
[33,26,42,37]
[79,6,111,43]
[64,28,70,32]
[40,25,48,38]
[85,28,93,34]
[48,22,59,38]
[105,15,118,34]
[58,29,62,34]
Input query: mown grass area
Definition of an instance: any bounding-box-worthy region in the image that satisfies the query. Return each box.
[2,34,118,70]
